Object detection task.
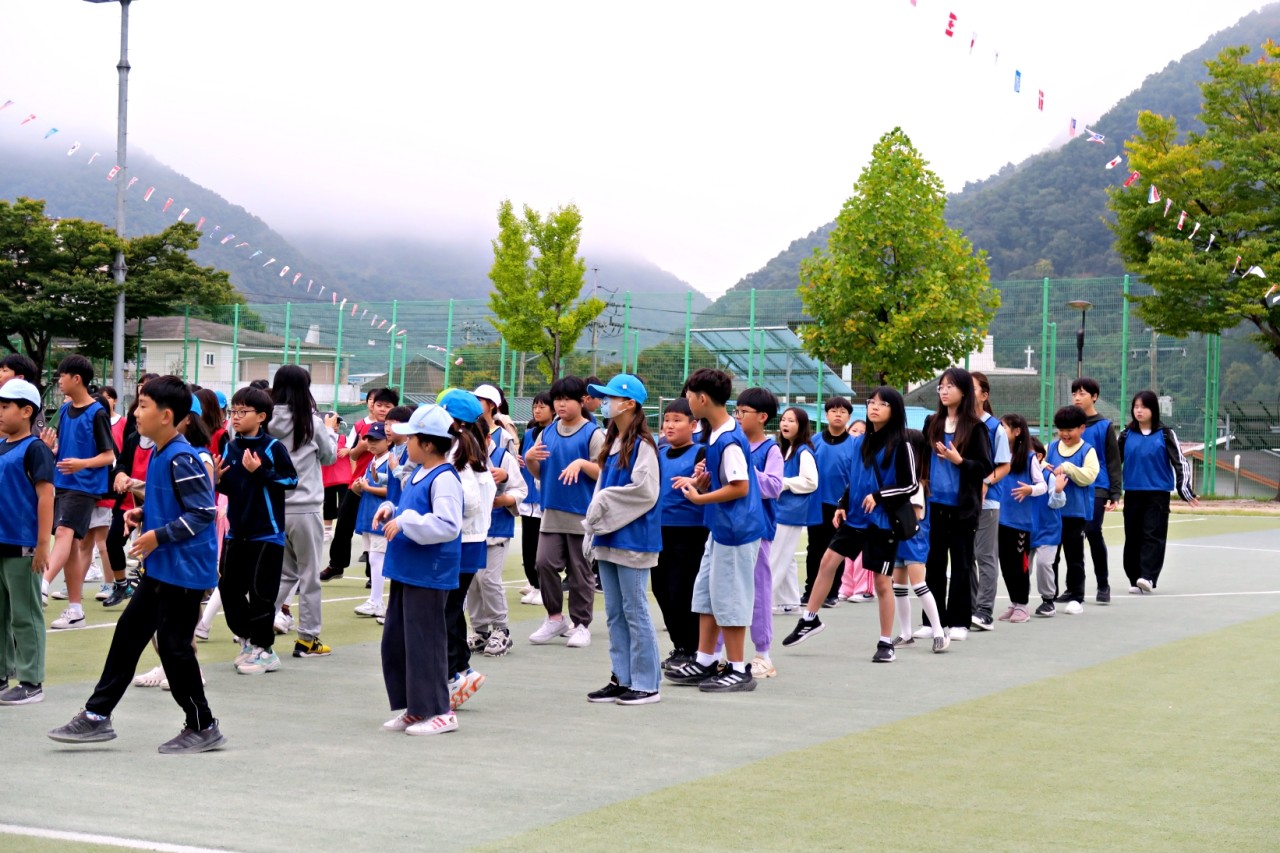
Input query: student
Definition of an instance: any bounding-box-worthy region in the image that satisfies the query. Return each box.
[918,367,993,642]
[468,407,526,657]
[1027,439,1069,617]
[652,398,709,671]
[517,392,553,606]
[1070,378,1122,604]
[48,377,225,753]
[1046,405,1099,615]
[268,365,338,657]
[0,354,45,432]
[665,368,764,692]
[582,375,663,705]
[320,412,351,541]
[888,429,944,652]
[474,384,518,457]
[41,356,116,629]
[1118,390,1197,593]
[214,386,298,674]
[88,387,127,604]
[782,387,919,662]
[969,372,1012,632]
[771,406,817,615]
[849,419,867,437]
[378,404,464,736]
[996,414,1042,623]
[734,387,783,678]
[525,376,603,647]
[805,397,857,608]
[104,375,156,609]
[352,422,393,619]
[324,387,398,581]
[0,380,55,705]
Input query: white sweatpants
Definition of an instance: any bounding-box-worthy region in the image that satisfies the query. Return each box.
[769,524,805,608]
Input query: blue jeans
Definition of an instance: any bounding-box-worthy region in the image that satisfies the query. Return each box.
[597,559,661,693]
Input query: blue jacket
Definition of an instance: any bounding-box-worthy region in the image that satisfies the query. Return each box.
[216,432,298,545]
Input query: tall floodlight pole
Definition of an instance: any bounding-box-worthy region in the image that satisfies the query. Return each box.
[86,0,132,392]
[1067,299,1093,379]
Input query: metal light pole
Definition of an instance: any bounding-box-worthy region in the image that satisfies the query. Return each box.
[86,0,132,392]
[1067,299,1093,379]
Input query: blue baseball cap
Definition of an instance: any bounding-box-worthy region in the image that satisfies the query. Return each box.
[588,374,647,405]
[366,421,388,441]
[189,393,202,417]
[436,388,484,424]
[215,390,228,410]
[391,404,454,439]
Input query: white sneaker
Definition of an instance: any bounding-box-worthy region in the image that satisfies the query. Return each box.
[375,613,385,625]
[848,593,875,603]
[85,565,103,582]
[133,665,166,687]
[750,655,777,678]
[521,589,543,606]
[948,627,969,641]
[519,585,534,597]
[50,606,85,630]
[273,611,295,635]
[194,624,210,641]
[50,588,68,601]
[94,583,112,601]
[383,712,414,732]
[529,618,571,644]
[912,625,935,639]
[1065,601,1084,615]
[1128,586,1142,595]
[406,713,458,736]
[353,599,384,617]
[1136,578,1154,594]
[565,625,591,648]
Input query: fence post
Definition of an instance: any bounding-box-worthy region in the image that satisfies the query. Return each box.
[194,338,201,385]
[387,300,398,385]
[231,304,240,387]
[181,305,190,381]
[748,288,757,385]
[294,336,301,365]
[1039,277,1051,441]
[443,299,455,389]
[1047,322,1057,418]
[399,332,409,392]
[510,350,517,398]
[815,359,824,430]
[135,317,144,376]
[1204,334,1221,495]
[333,304,344,410]
[621,291,632,374]
[683,290,692,379]
[1119,275,1130,407]
[499,337,507,394]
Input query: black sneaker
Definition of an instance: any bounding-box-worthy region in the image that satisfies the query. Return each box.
[587,678,630,703]
[821,596,840,609]
[0,682,43,705]
[102,582,132,608]
[665,660,719,685]
[699,665,756,693]
[1096,588,1111,605]
[892,635,916,648]
[872,641,895,663]
[365,579,372,589]
[359,551,369,564]
[319,566,343,582]
[971,614,994,632]
[48,710,117,743]
[781,615,825,647]
[660,650,688,672]
[800,592,810,606]
[616,689,661,705]
[1054,592,1072,603]
[158,721,226,755]
[1035,601,1057,618]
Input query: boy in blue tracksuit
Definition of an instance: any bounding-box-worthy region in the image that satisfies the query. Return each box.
[666,369,765,693]
[215,386,298,675]
[49,376,225,754]
[1045,406,1098,615]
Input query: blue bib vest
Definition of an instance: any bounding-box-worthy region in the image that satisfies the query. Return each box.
[998,451,1038,532]
[703,421,764,546]
[897,502,930,564]
[142,436,218,590]
[355,455,391,535]
[1048,440,1096,521]
[847,441,900,532]
[383,463,463,590]
[540,419,598,515]
[815,432,855,506]
[488,444,516,539]
[519,427,541,509]
[0,436,42,548]
[1031,484,1064,549]
[54,400,110,494]
[750,437,778,541]
[657,444,706,528]
[1122,429,1175,492]
[984,413,1006,504]
[593,444,662,553]
[929,432,961,507]
[1082,418,1112,492]
[776,444,815,527]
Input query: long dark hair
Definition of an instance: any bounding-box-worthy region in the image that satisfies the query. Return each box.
[971,370,994,416]
[1001,413,1032,476]
[907,427,930,498]
[1128,389,1163,432]
[778,406,813,458]
[596,398,655,472]
[195,388,223,440]
[925,366,983,455]
[271,365,316,451]
[862,386,908,466]
[453,419,488,473]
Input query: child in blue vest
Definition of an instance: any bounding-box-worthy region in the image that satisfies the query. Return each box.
[0,380,55,706]
[467,418,526,657]
[1070,377,1123,604]
[378,404,464,736]
[970,372,1013,632]
[49,376,224,753]
[734,387,783,678]
[666,368,764,693]
[1046,405,1099,615]
[517,392,553,607]
[1021,438,1069,617]
[214,386,298,675]
[582,375,663,705]
[1118,390,1198,593]
[525,376,604,647]
[995,414,1041,623]
[353,422,392,619]
[892,429,945,652]
[772,407,818,616]
[805,397,856,608]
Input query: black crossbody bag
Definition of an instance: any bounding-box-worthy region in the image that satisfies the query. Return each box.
[870,449,919,541]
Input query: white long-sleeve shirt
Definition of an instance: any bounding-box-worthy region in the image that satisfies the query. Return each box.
[781,447,818,496]
[377,465,463,545]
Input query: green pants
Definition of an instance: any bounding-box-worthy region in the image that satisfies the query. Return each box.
[0,556,45,685]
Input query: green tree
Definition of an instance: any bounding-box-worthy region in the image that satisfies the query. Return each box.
[487,200,604,381]
[0,197,242,389]
[798,128,999,386]
[1109,40,1280,363]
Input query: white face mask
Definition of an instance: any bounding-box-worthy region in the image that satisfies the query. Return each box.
[599,399,611,419]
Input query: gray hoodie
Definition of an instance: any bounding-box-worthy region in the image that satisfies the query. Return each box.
[268,405,337,511]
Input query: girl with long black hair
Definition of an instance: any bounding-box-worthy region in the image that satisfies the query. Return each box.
[997,413,1042,623]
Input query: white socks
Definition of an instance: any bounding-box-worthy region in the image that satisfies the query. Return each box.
[914,583,944,638]
[893,583,911,637]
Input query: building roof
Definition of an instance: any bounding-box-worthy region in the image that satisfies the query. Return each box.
[126,316,331,352]
[689,326,853,401]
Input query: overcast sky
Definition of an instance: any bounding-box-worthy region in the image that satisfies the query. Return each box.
[0,1,1269,296]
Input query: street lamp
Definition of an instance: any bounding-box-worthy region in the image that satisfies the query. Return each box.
[85,0,133,393]
[1066,299,1093,379]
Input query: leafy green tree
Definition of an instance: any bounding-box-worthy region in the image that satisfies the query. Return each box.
[798,128,999,386]
[0,197,242,388]
[1109,40,1280,363]
[487,200,604,381]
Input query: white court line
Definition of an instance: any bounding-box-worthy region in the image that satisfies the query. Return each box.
[45,594,376,636]
[1168,543,1280,554]
[1117,590,1280,599]
[0,823,236,853]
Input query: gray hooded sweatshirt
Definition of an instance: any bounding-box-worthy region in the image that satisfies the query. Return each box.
[268,405,337,512]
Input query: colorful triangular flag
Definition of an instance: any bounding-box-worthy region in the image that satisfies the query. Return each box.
[1147,185,1161,204]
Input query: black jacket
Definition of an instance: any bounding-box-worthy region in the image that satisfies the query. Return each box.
[922,414,994,519]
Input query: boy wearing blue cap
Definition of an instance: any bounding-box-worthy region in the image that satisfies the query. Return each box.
[353,421,393,619]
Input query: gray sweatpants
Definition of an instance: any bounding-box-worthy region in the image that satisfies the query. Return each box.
[276,511,325,641]
[1034,544,1058,601]
[971,507,1000,620]
[536,531,594,628]
[467,540,510,633]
